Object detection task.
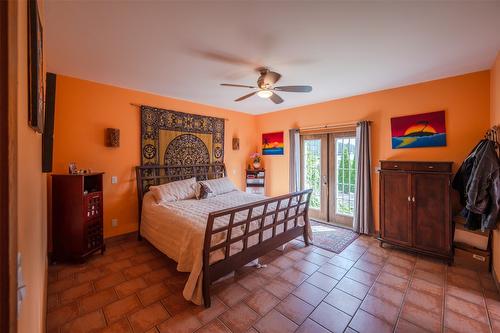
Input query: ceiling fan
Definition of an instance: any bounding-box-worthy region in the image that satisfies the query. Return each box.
[220,68,312,104]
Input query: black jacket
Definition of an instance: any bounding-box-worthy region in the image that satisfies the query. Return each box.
[453,140,500,230]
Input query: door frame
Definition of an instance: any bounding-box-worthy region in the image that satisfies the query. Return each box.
[299,131,357,226]
[1,0,10,331]
[300,134,328,221]
[3,2,19,332]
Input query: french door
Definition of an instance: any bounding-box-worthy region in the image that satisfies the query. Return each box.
[300,133,357,227]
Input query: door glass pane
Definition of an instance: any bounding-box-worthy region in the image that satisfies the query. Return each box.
[335,137,356,216]
[303,139,321,209]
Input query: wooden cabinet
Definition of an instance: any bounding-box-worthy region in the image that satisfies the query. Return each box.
[52,173,105,262]
[379,161,453,262]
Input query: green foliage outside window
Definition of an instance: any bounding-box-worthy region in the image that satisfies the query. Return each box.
[337,147,356,193]
[304,142,321,209]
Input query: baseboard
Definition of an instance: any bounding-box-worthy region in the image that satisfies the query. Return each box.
[104,231,137,244]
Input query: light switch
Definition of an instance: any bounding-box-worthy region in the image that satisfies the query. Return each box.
[111,176,118,184]
[111,219,118,227]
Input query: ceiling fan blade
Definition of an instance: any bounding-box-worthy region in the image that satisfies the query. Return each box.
[221,83,256,89]
[274,85,312,93]
[269,92,284,104]
[235,91,257,102]
[190,49,260,67]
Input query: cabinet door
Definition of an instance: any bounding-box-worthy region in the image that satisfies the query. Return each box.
[412,173,450,254]
[380,173,412,246]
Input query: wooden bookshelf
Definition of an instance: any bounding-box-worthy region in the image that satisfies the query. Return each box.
[246,169,265,195]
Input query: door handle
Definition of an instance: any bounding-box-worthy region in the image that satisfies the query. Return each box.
[322,175,327,186]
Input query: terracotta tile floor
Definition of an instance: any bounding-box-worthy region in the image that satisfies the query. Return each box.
[47,234,500,333]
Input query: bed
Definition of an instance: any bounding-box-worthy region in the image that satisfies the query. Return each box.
[136,163,312,307]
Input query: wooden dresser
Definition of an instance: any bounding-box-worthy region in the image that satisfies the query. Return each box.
[378,161,453,263]
[52,173,105,262]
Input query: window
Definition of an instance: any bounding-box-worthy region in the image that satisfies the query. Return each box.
[335,137,356,216]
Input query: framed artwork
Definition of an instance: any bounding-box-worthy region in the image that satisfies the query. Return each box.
[391,110,446,149]
[28,0,45,133]
[232,138,240,150]
[262,131,284,155]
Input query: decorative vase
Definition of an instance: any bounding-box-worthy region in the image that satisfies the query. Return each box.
[253,161,261,169]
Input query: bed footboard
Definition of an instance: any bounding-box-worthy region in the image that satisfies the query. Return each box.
[201,189,312,307]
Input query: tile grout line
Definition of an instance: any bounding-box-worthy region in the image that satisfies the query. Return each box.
[333,240,386,332]
[479,274,495,333]
[279,241,368,333]
[390,252,417,333]
[441,264,447,333]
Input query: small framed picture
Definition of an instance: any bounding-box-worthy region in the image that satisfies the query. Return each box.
[232,138,240,150]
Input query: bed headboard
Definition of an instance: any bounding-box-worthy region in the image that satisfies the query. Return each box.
[135,163,226,237]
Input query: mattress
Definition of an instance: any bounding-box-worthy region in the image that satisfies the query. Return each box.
[140,189,311,305]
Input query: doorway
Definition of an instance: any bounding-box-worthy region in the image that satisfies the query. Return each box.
[1,0,10,331]
[300,132,357,228]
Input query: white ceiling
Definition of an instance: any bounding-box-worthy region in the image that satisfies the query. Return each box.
[45,1,500,115]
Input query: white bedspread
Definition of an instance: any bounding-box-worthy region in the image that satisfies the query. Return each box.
[140,190,311,305]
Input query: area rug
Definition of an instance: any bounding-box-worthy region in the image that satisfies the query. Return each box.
[299,220,359,254]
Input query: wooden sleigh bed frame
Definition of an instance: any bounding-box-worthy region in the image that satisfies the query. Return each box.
[136,163,312,307]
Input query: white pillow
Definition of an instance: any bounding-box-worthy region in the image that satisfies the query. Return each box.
[200,177,236,196]
[149,177,196,203]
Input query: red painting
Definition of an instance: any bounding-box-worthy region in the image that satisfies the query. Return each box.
[262,131,284,155]
[391,111,446,149]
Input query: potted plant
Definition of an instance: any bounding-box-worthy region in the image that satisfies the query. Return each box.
[250,152,262,169]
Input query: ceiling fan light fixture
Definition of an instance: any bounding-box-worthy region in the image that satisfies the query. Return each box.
[257,90,273,98]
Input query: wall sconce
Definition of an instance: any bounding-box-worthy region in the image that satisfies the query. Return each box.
[105,128,120,147]
[232,138,240,150]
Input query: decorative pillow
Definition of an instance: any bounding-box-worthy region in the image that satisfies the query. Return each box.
[195,182,215,200]
[149,177,197,203]
[200,177,236,196]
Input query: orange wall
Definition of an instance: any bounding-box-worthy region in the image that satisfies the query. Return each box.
[256,71,491,231]
[10,0,48,332]
[52,75,258,238]
[490,52,500,282]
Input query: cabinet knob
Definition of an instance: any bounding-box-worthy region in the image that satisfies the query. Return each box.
[412,196,415,202]
[407,196,411,202]
[428,166,434,169]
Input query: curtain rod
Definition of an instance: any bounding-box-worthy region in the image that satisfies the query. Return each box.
[300,121,366,131]
[129,103,229,121]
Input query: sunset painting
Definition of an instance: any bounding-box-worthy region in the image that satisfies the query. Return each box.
[262,131,284,155]
[391,111,446,149]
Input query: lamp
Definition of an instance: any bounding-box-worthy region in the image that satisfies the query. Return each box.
[257,90,273,98]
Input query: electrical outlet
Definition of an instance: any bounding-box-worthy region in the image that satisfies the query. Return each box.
[111,176,118,184]
[111,219,118,227]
